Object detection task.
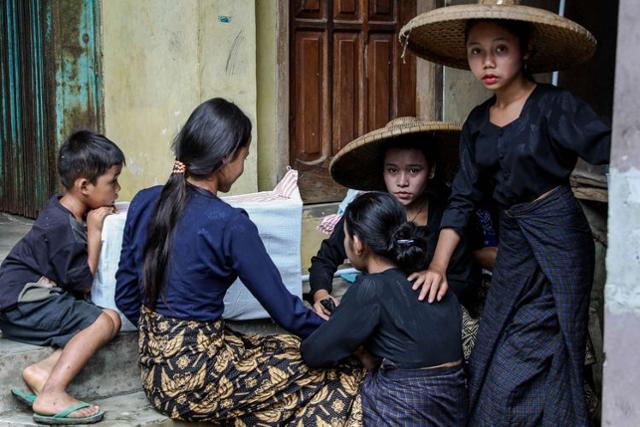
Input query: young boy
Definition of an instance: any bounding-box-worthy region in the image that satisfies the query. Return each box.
[0,130,125,424]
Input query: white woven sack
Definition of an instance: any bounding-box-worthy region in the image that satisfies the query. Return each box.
[91,170,303,328]
[221,169,303,320]
[91,202,137,331]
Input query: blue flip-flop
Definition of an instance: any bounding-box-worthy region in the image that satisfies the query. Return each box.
[33,401,104,425]
[10,387,36,408]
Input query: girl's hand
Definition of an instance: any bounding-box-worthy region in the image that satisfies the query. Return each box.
[312,290,339,320]
[408,267,449,303]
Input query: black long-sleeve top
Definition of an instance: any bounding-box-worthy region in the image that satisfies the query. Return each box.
[441,84,611,235]
[301,268,463,368]
[309,192,481,301]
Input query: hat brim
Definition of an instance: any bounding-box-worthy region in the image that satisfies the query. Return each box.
[330,123,461,191]
[400,4,596,73]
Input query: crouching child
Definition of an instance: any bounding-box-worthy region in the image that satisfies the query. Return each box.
[0,131,125,424]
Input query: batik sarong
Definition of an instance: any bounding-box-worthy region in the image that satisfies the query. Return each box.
[468,186,593,426]
[138,307,365,426]
[360,364,466,426]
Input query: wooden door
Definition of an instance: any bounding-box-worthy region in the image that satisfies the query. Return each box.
[290,0,416,203]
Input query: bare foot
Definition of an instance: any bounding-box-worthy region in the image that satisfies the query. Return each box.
[22,364,49,395]
[22,350,62,394]
[33,391,100,418]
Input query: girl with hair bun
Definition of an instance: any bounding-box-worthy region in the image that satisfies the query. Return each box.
[302,192,466,426]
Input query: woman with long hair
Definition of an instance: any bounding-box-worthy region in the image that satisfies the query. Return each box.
[115,98,363,425]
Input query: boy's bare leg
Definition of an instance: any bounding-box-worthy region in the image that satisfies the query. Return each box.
[32,310,121,418]
[22,349,62,394]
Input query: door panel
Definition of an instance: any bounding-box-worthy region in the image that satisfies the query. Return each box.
[294,32,326,163]
[333,0,359,20]
[332,32,361,153]
[369,0,394,21]
[295,0,324,19]
[367,34,393,132]
[290,0,416,203]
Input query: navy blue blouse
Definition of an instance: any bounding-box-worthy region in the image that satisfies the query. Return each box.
[115,185,323,338]
[442,84,611,234]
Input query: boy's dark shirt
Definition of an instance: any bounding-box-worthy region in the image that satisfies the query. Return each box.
[0,195,93,311]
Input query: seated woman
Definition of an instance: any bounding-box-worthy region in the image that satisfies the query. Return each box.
[310,118,490,319]
[302,192,466,426]
[115,98,364,425]
[310,118,492,358]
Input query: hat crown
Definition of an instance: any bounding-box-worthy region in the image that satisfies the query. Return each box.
[478,0,520,5]
[385,116,422,128]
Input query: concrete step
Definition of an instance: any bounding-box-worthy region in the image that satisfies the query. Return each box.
[0,280,351,415]
[0,390,207,426]
[0,332,140,414]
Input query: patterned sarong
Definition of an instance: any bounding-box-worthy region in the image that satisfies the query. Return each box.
[360,364,466,426]
[468,186,593,426]
[138,307,365,425]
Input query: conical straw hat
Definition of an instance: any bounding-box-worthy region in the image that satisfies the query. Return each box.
[330,117,461,191]
[400,0,596,73]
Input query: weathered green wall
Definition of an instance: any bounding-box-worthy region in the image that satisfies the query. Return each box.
[101,0,259,199]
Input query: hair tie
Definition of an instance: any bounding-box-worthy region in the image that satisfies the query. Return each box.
[396,239,414,245]
[172,160,186,175]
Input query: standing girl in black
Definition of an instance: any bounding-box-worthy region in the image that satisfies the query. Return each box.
[401,1,610,425]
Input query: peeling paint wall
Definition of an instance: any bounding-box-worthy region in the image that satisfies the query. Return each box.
[602,0,640,424]
[101,0,258,200]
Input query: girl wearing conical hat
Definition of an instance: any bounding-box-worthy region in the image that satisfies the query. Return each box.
[401,1,610,425]
[308,118,493,320]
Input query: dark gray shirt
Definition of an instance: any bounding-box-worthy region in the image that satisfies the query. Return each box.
[0,195,92,311]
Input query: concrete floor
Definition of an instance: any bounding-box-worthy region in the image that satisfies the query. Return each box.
[0,213,33,263]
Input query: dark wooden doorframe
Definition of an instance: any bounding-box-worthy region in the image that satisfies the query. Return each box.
[289,0,417,204]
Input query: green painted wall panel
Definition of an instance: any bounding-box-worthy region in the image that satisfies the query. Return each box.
[0,0,103,218]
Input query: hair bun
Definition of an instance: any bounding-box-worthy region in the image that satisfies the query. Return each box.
[389,223,429,274]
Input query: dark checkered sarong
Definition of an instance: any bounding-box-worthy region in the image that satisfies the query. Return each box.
[361,364,466,426]
[468,186,593,426]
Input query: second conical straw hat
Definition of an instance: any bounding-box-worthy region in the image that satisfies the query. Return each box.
[330,117,461,191]
[400,0,596,73]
